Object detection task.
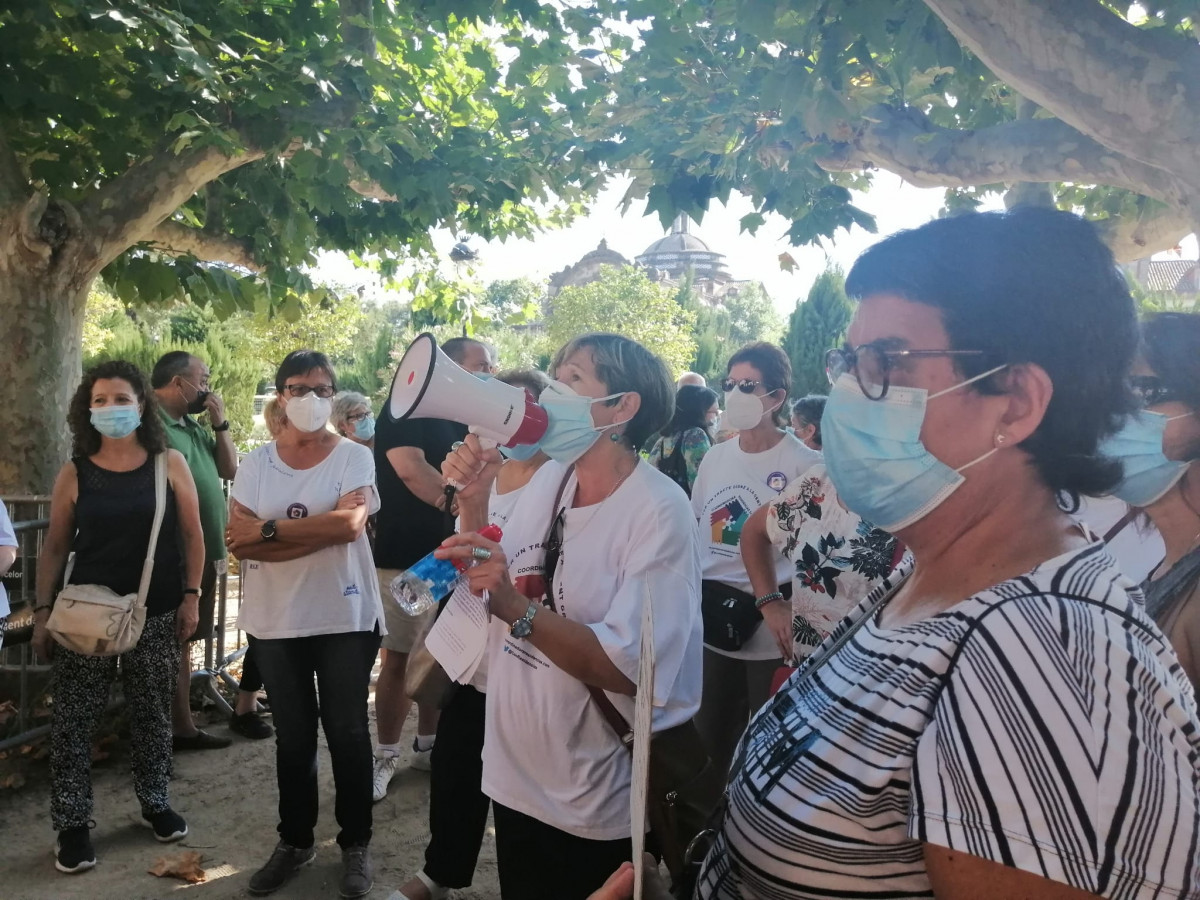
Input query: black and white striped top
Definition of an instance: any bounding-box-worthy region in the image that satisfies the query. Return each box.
[697,543,1200,899]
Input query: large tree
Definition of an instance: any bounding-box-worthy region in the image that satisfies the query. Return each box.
[0,0,607,493]
[783,268,854,397]
[585,0,1199,259]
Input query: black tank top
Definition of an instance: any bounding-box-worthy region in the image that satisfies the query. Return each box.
[69,455,183,616]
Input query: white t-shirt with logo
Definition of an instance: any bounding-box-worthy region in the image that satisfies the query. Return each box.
[481,459,703,841]
[690,433,821,659]
[232,439,384,640]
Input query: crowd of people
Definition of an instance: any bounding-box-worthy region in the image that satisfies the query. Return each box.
[18,206,1200,900]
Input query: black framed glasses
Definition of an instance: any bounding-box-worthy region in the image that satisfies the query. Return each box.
[721,378,764,394]
[345,410,372,423]
[284,383,335,399]
[1129,375,1183,409]
[825,344,988,401]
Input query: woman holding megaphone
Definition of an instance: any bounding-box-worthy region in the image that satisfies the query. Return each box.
[434,333,703,900]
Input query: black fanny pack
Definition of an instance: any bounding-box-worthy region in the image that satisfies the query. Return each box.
[700,580,792,651]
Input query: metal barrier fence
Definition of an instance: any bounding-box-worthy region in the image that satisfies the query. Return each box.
[0,495,250,752]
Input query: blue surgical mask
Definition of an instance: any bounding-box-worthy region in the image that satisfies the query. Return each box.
[821,366,1006,532]
[90,405,141,439]
[353,414,375,441]
[474,371,494,381]
[539,380,628,465]
[1100,410,1194,507]
[499,442,540,461]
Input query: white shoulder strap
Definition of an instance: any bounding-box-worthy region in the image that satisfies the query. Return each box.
[134,453,169,609]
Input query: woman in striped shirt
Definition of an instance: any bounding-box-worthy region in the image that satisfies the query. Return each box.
[693,209,1200,900]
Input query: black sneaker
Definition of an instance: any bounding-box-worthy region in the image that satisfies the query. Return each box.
[230,710,273,740]
[141,807,188,842]
[248,840,316,895]
[54,825,96,874]
[340,845,374,898]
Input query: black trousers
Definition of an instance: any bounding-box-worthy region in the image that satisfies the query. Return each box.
[254,627,380,849]
[238,635,263,694]
[493,802,635,900]
[424,684,490,887]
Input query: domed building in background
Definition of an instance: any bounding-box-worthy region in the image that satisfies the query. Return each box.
[547,214,761,305]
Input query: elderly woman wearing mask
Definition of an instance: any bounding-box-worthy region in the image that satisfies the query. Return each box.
[332,391,376,448]
[1100,312,1200,695]
[690,208,1200,900]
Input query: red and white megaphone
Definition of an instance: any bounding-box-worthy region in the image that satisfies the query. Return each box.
[387,333,548,448]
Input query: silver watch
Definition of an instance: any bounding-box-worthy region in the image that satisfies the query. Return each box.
[509,601,539,639]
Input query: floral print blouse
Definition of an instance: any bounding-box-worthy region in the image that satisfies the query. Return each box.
[765,464,901,660]
[646,427,712,496]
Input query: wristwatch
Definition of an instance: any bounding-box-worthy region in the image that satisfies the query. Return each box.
[260,519,278,541]
[213,421,230,432]
[509,602,539,639]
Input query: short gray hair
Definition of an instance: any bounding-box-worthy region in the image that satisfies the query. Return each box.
[331,391,370,431]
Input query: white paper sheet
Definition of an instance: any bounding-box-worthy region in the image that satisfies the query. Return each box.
[424,581,490,683]
[631,585,655,900]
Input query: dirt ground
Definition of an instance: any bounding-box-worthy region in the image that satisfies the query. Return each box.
[0,676,501,900]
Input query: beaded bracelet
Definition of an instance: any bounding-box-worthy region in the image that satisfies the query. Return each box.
[754,591,785,609]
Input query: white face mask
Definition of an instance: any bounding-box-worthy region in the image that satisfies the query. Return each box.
[723,387,781,431]
[287,392,333,433]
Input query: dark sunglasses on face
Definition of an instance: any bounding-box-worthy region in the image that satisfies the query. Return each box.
[1129,376,1183,409]
[284,383,335,399]
[825,343,989,401]
[722,378,768,394]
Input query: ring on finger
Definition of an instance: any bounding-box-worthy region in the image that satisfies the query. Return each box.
[471,546,492,561]
[451,441,464,450]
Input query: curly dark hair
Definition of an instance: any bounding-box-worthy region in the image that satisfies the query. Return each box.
[844,206,1137,500]
[69,360,167,457]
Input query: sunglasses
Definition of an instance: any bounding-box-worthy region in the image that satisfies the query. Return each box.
[825,344,989,401]
[284,383,335,399]
[543,508,565,606]
[721,378,772,394]
[1129,376,1183,409]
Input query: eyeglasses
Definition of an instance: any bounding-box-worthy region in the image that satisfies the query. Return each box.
[825,344,989,401]
[1129,376,1183,409]
[346,411,371,423]
[284,384,334,399]
[721,378,766,394]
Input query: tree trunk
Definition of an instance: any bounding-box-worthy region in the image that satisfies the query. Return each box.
[0,203,92,496]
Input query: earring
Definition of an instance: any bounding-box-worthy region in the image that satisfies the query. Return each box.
[996,433,1007,445]
[610,431,622,442]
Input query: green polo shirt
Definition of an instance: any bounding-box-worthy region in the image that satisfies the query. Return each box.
[159,408,227,562]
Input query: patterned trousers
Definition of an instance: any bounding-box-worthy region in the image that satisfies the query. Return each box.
[50,610,180,831]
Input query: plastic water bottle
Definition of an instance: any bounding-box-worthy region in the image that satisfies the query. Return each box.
[389,524,503,616]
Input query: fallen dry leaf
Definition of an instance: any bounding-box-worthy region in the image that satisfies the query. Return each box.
[148,850,206,884]
[0,772,27,790]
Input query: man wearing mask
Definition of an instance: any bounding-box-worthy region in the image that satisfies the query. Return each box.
[152,352,268,749]
[371,337,497,802]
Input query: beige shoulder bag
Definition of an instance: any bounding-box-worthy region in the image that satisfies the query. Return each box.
[47,452,168,657]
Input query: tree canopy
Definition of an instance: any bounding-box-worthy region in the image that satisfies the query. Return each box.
[783,268,853,397]
[584,0,1200,261]
[547,266,698,375]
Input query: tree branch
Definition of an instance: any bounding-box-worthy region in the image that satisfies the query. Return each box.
[340,0,376,62]
[816,105,1189,206]
[922,0,1200,182]
[145,220,264,272]
[79,140,265,279]
[1096,204,1196,263]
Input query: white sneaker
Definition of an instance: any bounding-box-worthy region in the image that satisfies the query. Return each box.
[372,752,400,802]
[409,737,433,772]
